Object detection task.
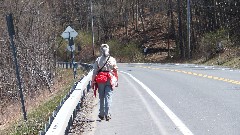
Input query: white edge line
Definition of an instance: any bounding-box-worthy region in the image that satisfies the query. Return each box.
[121,71,194,135]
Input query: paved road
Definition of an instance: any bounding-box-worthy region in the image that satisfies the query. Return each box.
[93,63,240,135]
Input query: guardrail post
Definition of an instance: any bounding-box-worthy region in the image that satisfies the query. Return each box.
[49,116,53,126]
[59,102,62,109]
[45,123,49,132]
[65,115,73,135]
[39,131,45,135]
[73,109,76,119]
[87,81,91,92]
[53,110,56,117]
[76,102,81,110]
[57,105,60,112]
[83,89,86,98]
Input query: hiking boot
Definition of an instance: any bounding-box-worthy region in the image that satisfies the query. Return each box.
[105,115,111,121]
[98,115,104,120]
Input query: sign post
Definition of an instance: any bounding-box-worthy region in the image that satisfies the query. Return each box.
[6,13,27,121]
[61,26,78,79]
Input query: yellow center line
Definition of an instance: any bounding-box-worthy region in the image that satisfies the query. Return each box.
[182,71,188,74]
[218,78,225,81]
[207,76,213,79]
[228,80,234,83]
[203,75,208,77]
[136,66,240,85]
[188,72,192,75]
[232,81,239,84]
[223,79,228,82]
[193,73,198,76]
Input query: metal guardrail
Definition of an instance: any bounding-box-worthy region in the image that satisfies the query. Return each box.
[39,63,93,135]
[57,62,92,69]
[57,62,79,69]
[57,62,93,72]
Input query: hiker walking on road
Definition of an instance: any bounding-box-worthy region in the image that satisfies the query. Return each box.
[91,44,118,121]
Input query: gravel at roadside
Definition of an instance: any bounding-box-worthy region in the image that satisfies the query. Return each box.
[68,89,98,135]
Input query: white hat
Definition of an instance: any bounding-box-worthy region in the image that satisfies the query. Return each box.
[100,44,110,57]
[100,44,109,49]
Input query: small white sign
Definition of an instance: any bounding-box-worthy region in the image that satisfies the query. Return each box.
[61,26,78,39]
[67,45,75,52]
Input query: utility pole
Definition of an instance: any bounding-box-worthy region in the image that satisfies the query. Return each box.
[187,0,191,59]
[177,0,184,59]
[168,0,175,58]
[90,0,95,57]
[6,14,27,121]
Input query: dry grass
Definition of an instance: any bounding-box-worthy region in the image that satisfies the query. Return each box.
[0,68,84,134]
[189,47,240,69]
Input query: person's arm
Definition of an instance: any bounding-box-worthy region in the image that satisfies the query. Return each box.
[112,58,118,81]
